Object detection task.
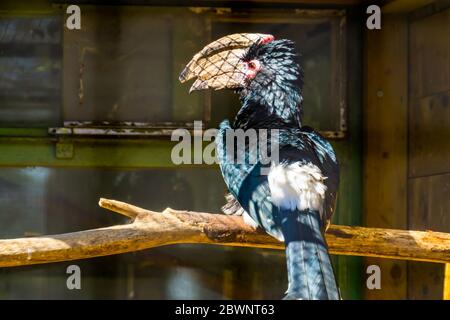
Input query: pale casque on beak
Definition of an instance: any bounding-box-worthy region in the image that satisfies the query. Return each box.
[179,33,274,93]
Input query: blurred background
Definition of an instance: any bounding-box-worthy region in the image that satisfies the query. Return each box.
[0,0,448,300]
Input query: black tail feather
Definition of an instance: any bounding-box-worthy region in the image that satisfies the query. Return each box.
[281,209,340,300]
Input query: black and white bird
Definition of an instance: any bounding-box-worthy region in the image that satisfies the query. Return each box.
[179,33,340,300]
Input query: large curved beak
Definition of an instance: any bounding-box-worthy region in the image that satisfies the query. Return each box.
[179,33,274,93]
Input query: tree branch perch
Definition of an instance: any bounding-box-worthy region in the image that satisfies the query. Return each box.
[0,198,449,268]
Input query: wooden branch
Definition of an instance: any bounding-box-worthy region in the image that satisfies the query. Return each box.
[0,198,449,268]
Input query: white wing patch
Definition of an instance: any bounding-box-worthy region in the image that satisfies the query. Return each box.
[268,162,327,212]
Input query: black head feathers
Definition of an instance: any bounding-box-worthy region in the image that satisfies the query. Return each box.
[239,39,304,126]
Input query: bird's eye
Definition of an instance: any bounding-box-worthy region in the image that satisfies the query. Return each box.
[245,60,261,80]
[247,60,261,71]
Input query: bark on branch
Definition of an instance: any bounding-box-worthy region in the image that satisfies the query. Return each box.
[0,198,449,268]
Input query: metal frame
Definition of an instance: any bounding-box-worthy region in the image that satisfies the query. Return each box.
[50,7,347,139]
[49,121,204,137]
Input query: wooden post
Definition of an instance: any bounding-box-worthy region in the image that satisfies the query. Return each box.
[444,264,450,300]
[364,14,408,300]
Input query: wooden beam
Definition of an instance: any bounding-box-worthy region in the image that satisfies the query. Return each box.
[383,0,436,13]
[241,0,361,4]
[0,198,449,268]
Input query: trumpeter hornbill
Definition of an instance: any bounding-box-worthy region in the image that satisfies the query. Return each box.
[179,33,340,300]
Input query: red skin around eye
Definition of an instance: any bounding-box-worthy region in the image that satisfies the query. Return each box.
[243,36,273,80]
[244,36,273,79]
[245,59,262,80]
